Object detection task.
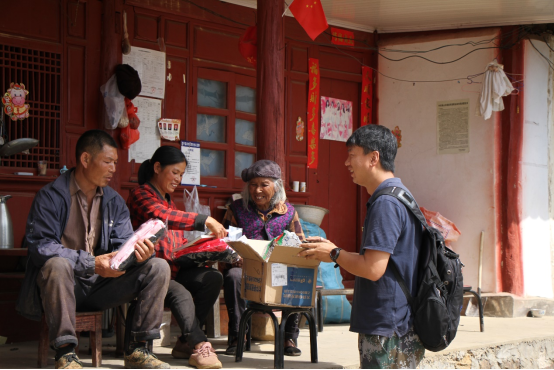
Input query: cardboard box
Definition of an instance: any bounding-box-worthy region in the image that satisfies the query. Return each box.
[228,239,320,307]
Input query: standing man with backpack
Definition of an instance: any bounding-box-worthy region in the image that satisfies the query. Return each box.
[299,124,426,368]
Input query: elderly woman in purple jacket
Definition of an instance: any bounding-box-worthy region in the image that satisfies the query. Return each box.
[222,160,305,356]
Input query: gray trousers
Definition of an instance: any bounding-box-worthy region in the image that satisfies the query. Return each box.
[37,257,170,349]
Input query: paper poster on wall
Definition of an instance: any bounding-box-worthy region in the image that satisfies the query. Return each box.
[158,118,181,141]
[122,46,166,99]
[128,97,161,163]
[320,96,353,142]
[437,99,470,154]
[181,141,201,186]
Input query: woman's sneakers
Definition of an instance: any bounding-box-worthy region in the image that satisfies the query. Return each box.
[284,338,302,356]
[171,337,193,359]
[188,342,222,369]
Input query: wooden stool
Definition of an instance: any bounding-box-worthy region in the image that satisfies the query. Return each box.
[38,311,103,368]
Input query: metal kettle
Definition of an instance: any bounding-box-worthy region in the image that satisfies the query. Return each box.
[0,195,14,249]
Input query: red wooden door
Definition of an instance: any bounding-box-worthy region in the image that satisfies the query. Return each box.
[309,77,360,283]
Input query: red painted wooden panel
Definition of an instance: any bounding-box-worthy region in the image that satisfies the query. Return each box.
[67,0,87,39]
[320,49,363,75]
[193,26,247,67]
[0,1,61,43]
[134,13,159,42]
[164,56,187,131]
[165,20,188,49]
[67,45,86,127]
[65,133,81,169]
[290,46,308,73]
[288,162,306,187]
[288,80,308,157]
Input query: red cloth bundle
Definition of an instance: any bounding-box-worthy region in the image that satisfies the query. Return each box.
[172,238,238,268]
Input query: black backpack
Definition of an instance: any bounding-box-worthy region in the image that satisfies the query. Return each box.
[372,186,464,352]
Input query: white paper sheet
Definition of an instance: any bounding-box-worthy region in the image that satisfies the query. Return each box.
[272,263,288,287]
[122,47,166,99]
[129,97,162,163]
[181,141,201,185]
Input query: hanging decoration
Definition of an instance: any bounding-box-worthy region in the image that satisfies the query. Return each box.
[361,66,373,126]
[307,58,320,169]
[289,0,328,41]
[331,27,354,46]
[295,117,305,141]
[239,25,257,68]
[2,83,30,121]
[391,126,402,148]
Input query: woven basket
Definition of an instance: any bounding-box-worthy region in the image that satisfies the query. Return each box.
[292,204,329,226]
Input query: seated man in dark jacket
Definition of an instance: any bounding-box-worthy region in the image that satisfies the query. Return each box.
[16,130,171,369]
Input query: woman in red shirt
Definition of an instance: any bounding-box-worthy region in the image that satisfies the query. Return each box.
[127,146,226,369]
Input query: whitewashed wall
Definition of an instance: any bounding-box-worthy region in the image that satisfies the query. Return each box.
[378,28,499,293]
[521,39,553,298]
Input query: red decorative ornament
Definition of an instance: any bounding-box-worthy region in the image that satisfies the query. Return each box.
[239,26,257,68]
[3,82,30,121]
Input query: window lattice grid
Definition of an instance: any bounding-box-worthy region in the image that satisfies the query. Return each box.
[0,44,62,169]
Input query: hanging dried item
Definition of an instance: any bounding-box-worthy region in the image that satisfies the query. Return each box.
[2,83,30,121]
[391,126,402,148]
[238,25,257,67]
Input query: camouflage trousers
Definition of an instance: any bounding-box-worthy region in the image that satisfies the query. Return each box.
[358,326,425,369]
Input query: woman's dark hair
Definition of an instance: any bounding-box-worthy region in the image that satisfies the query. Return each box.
[346,125,397,173]
[138,146,187,185]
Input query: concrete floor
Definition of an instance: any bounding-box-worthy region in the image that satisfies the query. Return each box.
[1,316,554,369]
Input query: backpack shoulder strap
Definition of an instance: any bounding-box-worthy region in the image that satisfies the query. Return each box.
[371,186,429,231]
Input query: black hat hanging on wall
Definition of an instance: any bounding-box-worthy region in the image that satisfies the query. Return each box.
[115,64,142,100]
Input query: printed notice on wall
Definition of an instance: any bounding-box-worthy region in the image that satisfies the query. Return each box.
[437,99,470,154]
[122,46,166,99]
[180,141,201,186]
[129,97,162,163]
[271,263,288,287]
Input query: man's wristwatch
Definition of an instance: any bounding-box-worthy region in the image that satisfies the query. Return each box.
[330,248,342,268]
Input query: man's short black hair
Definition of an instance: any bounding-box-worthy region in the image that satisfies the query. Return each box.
[75,130,118,164]
[346,125,397,173]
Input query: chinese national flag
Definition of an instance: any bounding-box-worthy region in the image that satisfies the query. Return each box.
[289,0,329,41]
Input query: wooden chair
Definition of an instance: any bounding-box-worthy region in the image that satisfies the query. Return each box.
[38,311,103,368]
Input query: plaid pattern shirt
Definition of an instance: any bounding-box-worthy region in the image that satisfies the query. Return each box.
[222,201,305,240]
[126,183,207,276]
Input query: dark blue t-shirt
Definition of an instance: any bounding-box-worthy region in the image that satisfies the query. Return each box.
[349,177,422,337]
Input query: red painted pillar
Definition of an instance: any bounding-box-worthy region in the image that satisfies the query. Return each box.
[100,0,123,191]
[498,28,525,296]
[256,0,286,177]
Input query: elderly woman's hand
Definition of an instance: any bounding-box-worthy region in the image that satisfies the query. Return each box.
[205,216,227,239]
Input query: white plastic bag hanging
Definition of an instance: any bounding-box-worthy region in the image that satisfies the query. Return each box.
[183,186,211,240]
[100,75,125,130]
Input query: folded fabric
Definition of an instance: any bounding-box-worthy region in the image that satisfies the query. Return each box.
[110,219,167,271]
[172,238,238,268]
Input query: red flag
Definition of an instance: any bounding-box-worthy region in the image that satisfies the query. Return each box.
[289,0,328,41]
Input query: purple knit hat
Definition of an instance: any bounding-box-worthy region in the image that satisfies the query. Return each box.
[241,160,282,182]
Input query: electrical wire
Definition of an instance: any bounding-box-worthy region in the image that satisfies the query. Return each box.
[527,38,554,71]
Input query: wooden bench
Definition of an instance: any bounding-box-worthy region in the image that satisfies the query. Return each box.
[38,311,103,368]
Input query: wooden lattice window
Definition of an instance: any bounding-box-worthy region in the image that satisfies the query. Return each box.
[0,44,61,169]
